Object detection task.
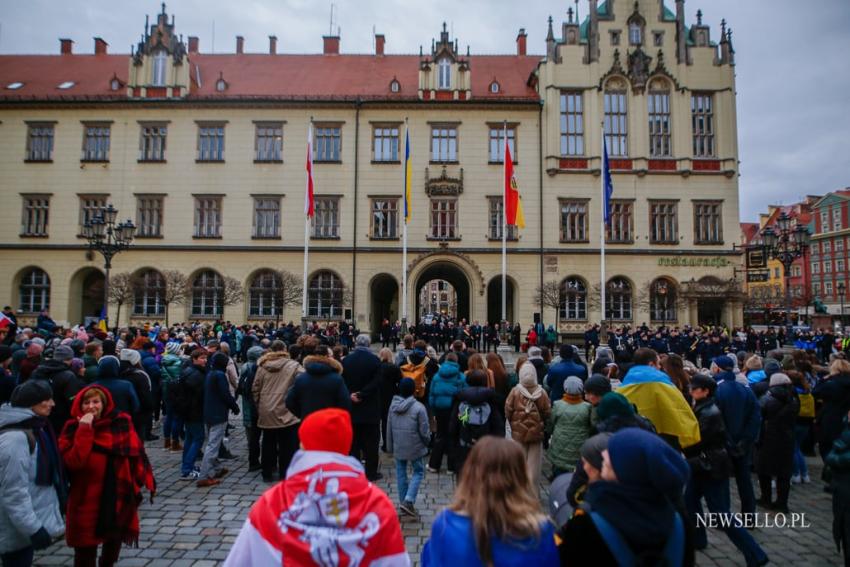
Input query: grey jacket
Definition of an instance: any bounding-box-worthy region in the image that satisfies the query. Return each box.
[386,395,430,461]
[0,405,64,554]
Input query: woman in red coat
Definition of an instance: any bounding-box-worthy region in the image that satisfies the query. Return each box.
[59,385,155,567]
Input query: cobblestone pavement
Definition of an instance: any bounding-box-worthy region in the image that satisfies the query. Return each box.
[34,415,841,566]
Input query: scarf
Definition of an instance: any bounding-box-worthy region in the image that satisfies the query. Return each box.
[562,393,584,405]
[60,409,156,547]
[517,384,543,413]
[22,416,68,511]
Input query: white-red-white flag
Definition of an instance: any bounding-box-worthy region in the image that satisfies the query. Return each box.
[305,124,315,218]
[0,313,11,330]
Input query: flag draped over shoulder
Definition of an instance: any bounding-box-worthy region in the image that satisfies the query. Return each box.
[504,140,525,229]
[403,128,412,223]
[305,124,315,218]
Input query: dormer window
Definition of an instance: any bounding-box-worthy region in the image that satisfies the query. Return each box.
[215,77,227,92]
[6,82,24,90]
[152,51,167,86]
[489,81,500,94]
[110,75,122,91]
[57,81,75,90]
[629,22,643,45]
[390,79,400,93]
[438,58,451,90]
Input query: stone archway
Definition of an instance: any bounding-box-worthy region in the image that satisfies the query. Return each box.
[369,274,399,335]
[68,267,105,327]
[413,262,472,323]
[486,276,517,325]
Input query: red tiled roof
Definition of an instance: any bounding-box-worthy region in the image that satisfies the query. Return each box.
[740,222,760,244]
[0,53,541,102]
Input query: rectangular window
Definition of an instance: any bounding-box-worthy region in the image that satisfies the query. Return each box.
[812,262,820,274]
[197,123,225,161]
[430,125,458,162]
[648,92,672,157]
[826,281,834,296]
[694,201,723,243]
[194,196,222,237]
[253,197,281,238]
[691,94,715,157]
[21,196,50,236]
[837,239,845,251]
[370,198,399,239]
[607,201,633,243]
[373,126,400,162]
[488,198,517,240]
[82,123,111,161]
[152,52,167,86]
[825,241,832,253]
[139,123,167,161]
[838,259,846,272]
[489,127,517,163]
[255,123,283,162]
[834,207,842,230]
[314,125,341,162]
[78,195,108,235]
[560,92,585,156]
[559,200,588,242]
[604,92,628,157]
[650,201,678,244]
[136,195,164,237]
[813,282,821,295]
[822,210,831,232]
[312,197,340,238]
[26,124,54,161]
[430,198,458,239]
[825,261,833,274]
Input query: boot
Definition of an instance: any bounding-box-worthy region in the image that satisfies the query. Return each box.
[171,440,182,452]
[164,438,172,450]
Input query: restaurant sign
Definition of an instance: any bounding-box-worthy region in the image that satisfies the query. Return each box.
[657,257,731,268]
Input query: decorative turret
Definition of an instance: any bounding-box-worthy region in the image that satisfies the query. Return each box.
[674,0,688,64]
[127,3,190,99]
[418,23,471,101]
[586,0,600,63]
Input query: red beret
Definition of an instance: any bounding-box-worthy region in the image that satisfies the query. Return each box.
[298,408,353,455]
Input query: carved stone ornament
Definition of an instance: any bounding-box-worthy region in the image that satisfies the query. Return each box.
[407,249,486,296]
[649,50,681,90]
[424,166,464,197]
[628,47,653,91]
[598,49,628,89]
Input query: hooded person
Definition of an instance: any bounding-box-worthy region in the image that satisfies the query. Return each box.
[755,372,799,513]
[197,352,240,488]
[29,344,84,433]
[387,378,431,516]
[224,408,410,566]
[285,337,352,420]
[0,381,65,563]
[558,428,693,566]
[546,376,593,477]
[427,353,467,473]
[505,362,552,489]
[93,356,140,417]
[118,348,154,442]
[552,432,612,527]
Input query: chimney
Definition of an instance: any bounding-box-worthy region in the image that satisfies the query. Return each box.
[60,38,73,55]
[375,34,385,56]
[516,28,527,56]
[587,0,599,62]
[323,35,340,55]
[269,35,277,55]
[94,37,108,55]
[188,36,199,53]
[236,36,244,54]
[675,0,687,63]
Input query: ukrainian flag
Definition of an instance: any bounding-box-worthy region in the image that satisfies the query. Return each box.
[403,127,412,223]
[97,306,108,332]
[619,367,701,448]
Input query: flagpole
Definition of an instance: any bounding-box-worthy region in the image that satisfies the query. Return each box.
[502,121,507,327]
[402,119,409,332]
[600,123,606,325]
[302,119,313,322]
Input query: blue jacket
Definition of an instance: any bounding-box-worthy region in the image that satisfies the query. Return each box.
[429,361,466,411]
[714,370,761,447]
[139,349,162,389]
[622,365,675,387]
[745,369,766,385]
[422,509,558,566]
[546,359,588,401]
[203,368,239,425]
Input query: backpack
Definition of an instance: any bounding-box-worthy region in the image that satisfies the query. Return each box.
[798,391,815,419]
[237,362,257,397]
[401,356,429,399]
[590,510,684,567]
[457,400,492,448]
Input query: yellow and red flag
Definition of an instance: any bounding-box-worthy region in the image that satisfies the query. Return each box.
[504,137,525,228]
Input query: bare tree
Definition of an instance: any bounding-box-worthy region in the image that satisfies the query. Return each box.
[268,270,303,325]
[107,272,136,328]
[217,276,245,318]
[634,280,689,323]
[160,270,189,326]
[536,280,562,330]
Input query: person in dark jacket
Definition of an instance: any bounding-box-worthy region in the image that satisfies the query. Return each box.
[377,348,402,453]
[448,369,505,476]
[118,349,155,442]
[29,344,83,433]
[285,337,351,420]
[92,356,139,416]
[685,374,768,567]
[138,342,163,422]
[177,349,207,479]
[428,353,466,473]
[527,347,548,385]
[814,359,850,461]
[197,352,240,487]
[756,373,800,513]
[558,428,694,567]
[342,334,384,481]
[826,413,850,566]
[546,344,587,400]
[713,359,762,516]
[239,346,265,472]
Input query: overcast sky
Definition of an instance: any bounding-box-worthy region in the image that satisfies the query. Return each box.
[2,0,848,221]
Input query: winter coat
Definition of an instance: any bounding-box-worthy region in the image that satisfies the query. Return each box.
[342,347,383,424]
[252,352,304,429]
[714,372,762,450]
[546,359,587,400]
[547,399,593,472]
[379,362,402,415]
[285,355,352,419]
[428,361,466,411]
[138,350,162,392]
[30,359,84,433]
[755,385,799,478]
[159,354,183,403]
[505,385,552,444]
[204,368,240,426]
[0,406,64,554]
[386,396,430,461]
[120,363,152,436]
[177,363,206,423]
[684,397,732,481]
[814,373,850,457]
[92,376,140,418]
[82,355,99,383]
[448,386,505,473]
[529,358,549,385]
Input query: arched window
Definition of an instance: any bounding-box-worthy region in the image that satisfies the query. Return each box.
[152,51,167,86]
[629,22,643,45]
[560,277,587,321]
[438,58,451,90]
[192,270,223,317]
[249,271,282,317]
[606,277,632,320]
[650,278,677,322]
[133,270,165,316]
[308,271,344,318]
[19,268,50,313]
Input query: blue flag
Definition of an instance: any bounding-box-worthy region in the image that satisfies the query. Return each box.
[602,137,614,225]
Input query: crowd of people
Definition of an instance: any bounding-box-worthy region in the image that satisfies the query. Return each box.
[2,309,850,566]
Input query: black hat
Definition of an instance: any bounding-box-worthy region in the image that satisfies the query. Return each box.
[585,373,612,396]
[11,380,53,408]
[690,373,717,394]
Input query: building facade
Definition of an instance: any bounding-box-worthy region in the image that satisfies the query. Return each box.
[810,189,850,318]
[0,0,744,335]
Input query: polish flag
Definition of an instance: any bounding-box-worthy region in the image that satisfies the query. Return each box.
[305,124,315,218]
[0,312,11,330]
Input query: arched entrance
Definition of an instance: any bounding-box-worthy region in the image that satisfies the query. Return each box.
[69,268,105,326]
[486,276,516,325]
[414,262,471,323]
[369,274,399,335]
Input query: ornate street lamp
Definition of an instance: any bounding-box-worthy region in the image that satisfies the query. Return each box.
[760,212,810,344]
[839,282,846,333]
[83,205,135,329]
